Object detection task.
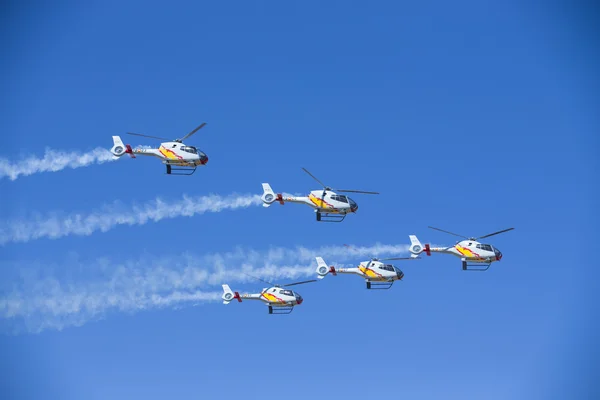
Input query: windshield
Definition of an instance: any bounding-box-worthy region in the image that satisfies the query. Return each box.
[331,195,348,203]
[181,146,197,154]
[280,289,293,296]
[394,266,404,279]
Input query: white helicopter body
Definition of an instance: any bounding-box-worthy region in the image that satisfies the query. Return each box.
[261,168,378,222]
[262,186,358,213]
[110,122,209,175]
[221,277,316,314]
[315,256,413,289]
[408,227,514,271]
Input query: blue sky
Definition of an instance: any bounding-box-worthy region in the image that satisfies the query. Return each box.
[0,1,598,399]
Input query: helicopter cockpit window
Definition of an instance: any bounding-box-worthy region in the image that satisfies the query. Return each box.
[280,289,293,296]
[379,265,394,271]
[477,244,493,251]
[181,146,197,154]
[330,195,348,203]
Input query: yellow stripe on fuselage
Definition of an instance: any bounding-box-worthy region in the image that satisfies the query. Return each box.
[359,265,382,279]
[159,146,181,160]
[309,193,335,210]
[262,292,285,304]
[455,245,484,260]
[455,245,474,257]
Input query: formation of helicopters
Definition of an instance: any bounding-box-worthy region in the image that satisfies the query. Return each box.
[221,255,413,314]
[221,224,514,314]
[109,122,515,315]
[110,125,376,222]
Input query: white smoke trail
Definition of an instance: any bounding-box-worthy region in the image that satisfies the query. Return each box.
[0,147,118,181]
[0,242,411,334]
[0,287,222,334]
[0,193,263,245]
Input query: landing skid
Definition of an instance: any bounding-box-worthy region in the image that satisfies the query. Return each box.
[366,281,394,290]
[268,305,294,315]
[316,211,346,223]
[166,164,197,176]
[462,259,492,271]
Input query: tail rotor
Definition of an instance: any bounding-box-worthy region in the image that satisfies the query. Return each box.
[409,235,430,257]
[222,284,241,304]
[110,136,135,158]
[261,183,283,207]
[315,257,336,278]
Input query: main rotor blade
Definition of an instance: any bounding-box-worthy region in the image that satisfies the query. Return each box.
[178,122,207,142]
[283,279,318,287]
[242,272,275,287]
[337,189,380,195]
[126,132,170,141]
[378,257,414,261]
[428,226,468,239]
[302,168,327,188]
[478,227,515,239]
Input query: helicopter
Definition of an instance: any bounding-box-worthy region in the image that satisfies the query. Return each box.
[221,275,317,314]
[261,168,379,222]
[314,256,416,289]
[109,122,209,175]
[408,226,515,271]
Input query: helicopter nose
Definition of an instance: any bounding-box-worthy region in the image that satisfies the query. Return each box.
[296,296,303,305]
[200,154,209,165]
[397,270,404,280]
[496,251,502,261]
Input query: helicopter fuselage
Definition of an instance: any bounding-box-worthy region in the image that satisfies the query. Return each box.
[337,261,404,281]
[315,257,405,289]
[430,240,502,263]
[131,141,209,166]
[278,190,358,214]
[239,287,303,306]
[222,282,312,314]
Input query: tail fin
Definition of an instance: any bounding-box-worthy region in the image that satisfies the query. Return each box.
[110,136,135,158]
[409,235,430,257]
[315,257,336,279]
[261,183,283,207]
[222,284,241,304]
